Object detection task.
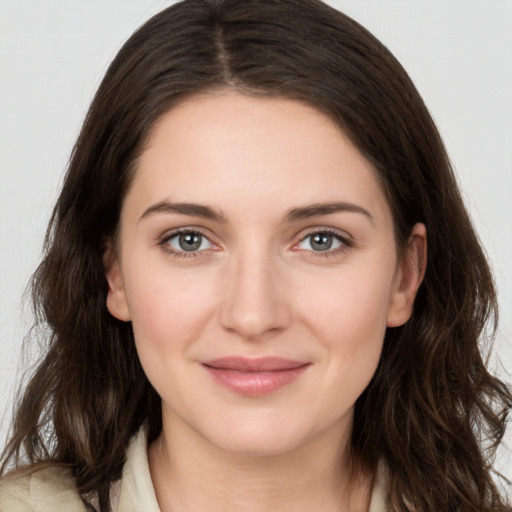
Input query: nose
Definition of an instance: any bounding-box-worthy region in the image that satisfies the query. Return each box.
[218,248,291,341]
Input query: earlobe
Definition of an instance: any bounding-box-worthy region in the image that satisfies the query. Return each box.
[103,242,131,322]
[386,223,427,327]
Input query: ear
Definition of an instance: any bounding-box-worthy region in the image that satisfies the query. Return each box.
[103,240,131,322]
[386,223,427,327]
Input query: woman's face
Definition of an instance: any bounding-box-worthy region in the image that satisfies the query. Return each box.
[105,92,425,457]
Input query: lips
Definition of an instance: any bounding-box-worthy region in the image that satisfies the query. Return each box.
[201,357,310,396]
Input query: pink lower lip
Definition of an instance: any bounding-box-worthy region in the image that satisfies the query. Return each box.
[203,364,310,397]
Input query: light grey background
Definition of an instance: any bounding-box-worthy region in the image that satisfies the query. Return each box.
[1,0,511,480]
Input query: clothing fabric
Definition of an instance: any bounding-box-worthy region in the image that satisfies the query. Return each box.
[0,427,388,511]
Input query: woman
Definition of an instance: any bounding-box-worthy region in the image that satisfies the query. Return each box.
[1,0,510,510]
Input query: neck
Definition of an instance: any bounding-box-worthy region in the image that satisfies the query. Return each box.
[148,416,373,512]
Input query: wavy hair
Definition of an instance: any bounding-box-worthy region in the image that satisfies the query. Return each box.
[2,1,511,510]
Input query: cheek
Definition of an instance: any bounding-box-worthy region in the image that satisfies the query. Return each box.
[298,259,395,337]
[294,258,396,388]
[123,264,218,372]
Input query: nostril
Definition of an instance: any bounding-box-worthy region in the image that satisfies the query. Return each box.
[218,292,291,341]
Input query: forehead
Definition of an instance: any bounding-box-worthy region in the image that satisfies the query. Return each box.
[124,91,392,227]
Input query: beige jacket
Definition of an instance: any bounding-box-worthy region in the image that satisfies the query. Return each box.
[0,428,388,511]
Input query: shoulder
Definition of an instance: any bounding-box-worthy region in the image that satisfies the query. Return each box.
[368,460,389,512]
[0,466,87,512]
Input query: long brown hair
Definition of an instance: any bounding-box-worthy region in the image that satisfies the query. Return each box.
[2,1,510,510]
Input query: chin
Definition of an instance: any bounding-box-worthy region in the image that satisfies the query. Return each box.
[212,432,305,458]
[200,414,325,458]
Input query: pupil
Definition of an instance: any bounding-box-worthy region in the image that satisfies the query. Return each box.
[179,233,202,251]
[311,233,332,251]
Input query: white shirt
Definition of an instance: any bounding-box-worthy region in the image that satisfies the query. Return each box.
[0,427,388,511]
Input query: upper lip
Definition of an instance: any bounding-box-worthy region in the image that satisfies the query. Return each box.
[202,357,309,372]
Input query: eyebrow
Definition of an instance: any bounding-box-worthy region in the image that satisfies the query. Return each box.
[139,200,373,224]
[139,201,226,222]
[284,202,374,224]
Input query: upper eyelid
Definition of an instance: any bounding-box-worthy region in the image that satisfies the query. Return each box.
[158,227,219,251]
[159,229,219,258]
[291,227,354,255]
[295,226,352,243]
[160,226,214,241]
[157,225,353,249]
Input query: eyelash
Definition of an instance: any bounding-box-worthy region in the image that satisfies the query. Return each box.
[295,228,353,258]
[158,228,214,259]
[158,227,353,259]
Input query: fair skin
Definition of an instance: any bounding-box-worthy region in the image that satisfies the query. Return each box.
[105,91,426,512]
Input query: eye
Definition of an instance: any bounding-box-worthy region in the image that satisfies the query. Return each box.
[163,230,215,254]
[296,230,348,253]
